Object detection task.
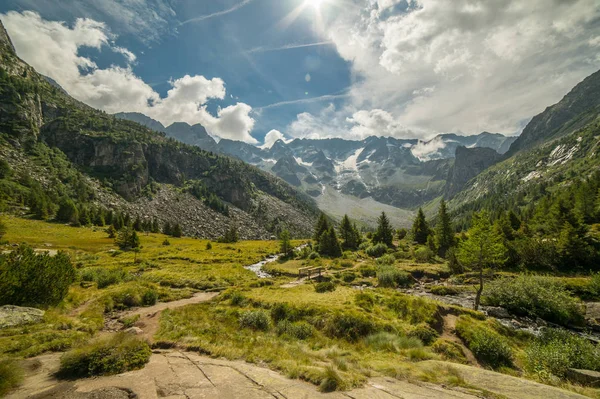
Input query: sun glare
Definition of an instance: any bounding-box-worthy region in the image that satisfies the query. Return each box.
[305,0,325,9]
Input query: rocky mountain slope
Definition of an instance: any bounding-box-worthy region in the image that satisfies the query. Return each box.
[0,21,318,238]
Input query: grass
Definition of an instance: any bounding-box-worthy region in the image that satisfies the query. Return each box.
[58,333,151,378]
[0,359,23,396]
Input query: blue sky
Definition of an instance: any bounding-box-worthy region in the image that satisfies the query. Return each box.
[1,0,599,145]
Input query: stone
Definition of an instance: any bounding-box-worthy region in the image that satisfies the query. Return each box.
[567,368,600,387]
[0,305,45,329]
[486,306,511,319]
[124,327,144,335]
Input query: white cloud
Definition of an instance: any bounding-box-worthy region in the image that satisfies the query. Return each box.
[294,0,600,138]
[1,11,258,144]
[260,129,290,149]
[410,136,447,161]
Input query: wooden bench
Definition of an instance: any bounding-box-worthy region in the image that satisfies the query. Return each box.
[298,267,324,279]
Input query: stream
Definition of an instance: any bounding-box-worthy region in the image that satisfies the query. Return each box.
[244,254,279,278]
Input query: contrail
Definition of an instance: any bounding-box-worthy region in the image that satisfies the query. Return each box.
[180,0,255,25]
[257,92,351,110]
[246,41,334,54]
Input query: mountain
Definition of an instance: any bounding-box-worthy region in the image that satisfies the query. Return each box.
[506,69,600,157]
[448,68,600,226]
[0,21,318,239]
[114,112,166,133]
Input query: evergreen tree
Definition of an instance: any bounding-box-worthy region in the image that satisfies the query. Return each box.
[557,222,593,270]
[123,213,131,228]
[171,223,183,238]
[78,206,91,226]
[163,222,172,236]
[133,216,143,232]
[115,227,140,251]
[396,228,408,240]
[318,226,342,258]
[151,218,160,233]
[411,208,429,244]
[313,213,330,242]
[113,213,124,230]
[279,229,292,257]
[106,225,117,239]
[507,210,521,231]
[220,225,239,243]
[339,215,360,250]
[56,197,79,225]
[105,210,114,226]
[457,211,506,310]
[434,199,455,257]
[372,212,394,247]
[93,208,105,226]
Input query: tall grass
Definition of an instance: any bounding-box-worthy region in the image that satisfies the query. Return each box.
[0,359,23,396]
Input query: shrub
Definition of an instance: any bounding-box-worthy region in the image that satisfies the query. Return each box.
[483,275,585,326]
[414,247,434,263]
[142,289,158,306]
[101,284,158,312]
[341,272,356,283]
[315,281,336,293]
[590,272,600,298]
[377,266,413,288]
[58,333,151,378]
[0,245,76,307]
[206,242,212,250]
[308,251,320,260]
[276,320,314,339]
[365,332,422,352]
[271,303,299,322]
[366,243,388,258]
[358,242,370,251]
[375,254,395,266]
[119,314,140,328]
[229,291,247,306]
[358,265,376,278]
[239,310,270,331]
[429,285,459,296]
[80,267,130,289]
[386,294,438,324]
[408,323,439,345]
[355,291,375,310]
[525,328,600,379]
[319,366,342,392]
[0,359,23,396]
[162,239,171,246]
[325,312,375,341]
[431,339,467,363]
[340,260,353,268]
[456,316,512,368]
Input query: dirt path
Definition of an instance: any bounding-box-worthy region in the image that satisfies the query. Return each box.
[107,292,219,342]
[441,314,479,367]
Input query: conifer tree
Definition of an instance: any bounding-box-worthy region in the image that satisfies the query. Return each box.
[93,209,105,226]
[279,229,292,257]
[133,216,143,232]
[151,218,160,233]
[313,213,330,242]
[411,208,429,244]
[172,223,183,238]
[163,222,172,236]
[56,197,79,225]
[318,226,342,258]
[339,215,360,250]
[113,213,124,230]
[372,211,394,247]
[115,227,140,251]
[434,199,454,257]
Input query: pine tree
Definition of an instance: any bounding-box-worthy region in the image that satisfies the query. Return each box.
[105,210,114,226]
[411,208,429,244]
[313,213,330,242]
[56,197,79,225]
[318,226,342,258]
[457,211,506,310]
[279,229,292,257]
[112,213,124,230]
[133,216,143,232]
[93,208,105,226]
[151,218,160,233]
[106,225,117,239]
[115,227,140,251]
[172,223,183,238]
[339,215,360,250]
[557,221,593,270]
[163,222,172,236]
[434,199,454,257]
[372,212,394,247]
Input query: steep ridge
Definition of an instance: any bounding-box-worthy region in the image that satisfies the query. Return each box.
[0,21,318,238]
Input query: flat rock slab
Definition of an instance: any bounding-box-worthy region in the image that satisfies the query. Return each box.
[586,302,600,322]
[423,361,590,399]
[0,305,45,329]
[567,368,600,387]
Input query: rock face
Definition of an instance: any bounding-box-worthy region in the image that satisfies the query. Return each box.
[0,305,45,329]
[566,368,600,387]
[445,146,501,198]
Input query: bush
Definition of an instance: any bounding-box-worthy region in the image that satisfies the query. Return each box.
[0,359,23,396]
[325,312,375,341]
[375,254,395,266]
[358,265,376,278]
[377,266,413,288]
[483,275,585,326]
[0,245,76,307]
[431,339,467,363]
[456,316,512,368]
[58,333,151,378]
[341,272,356,283]
[408,323,439,345]
[365,332,422,352]
[101,284,158,312]
[358,242,370,251]
[315,281,336,293]
[319,366,342,392]
[366,243,388,258]
[80,267,130,289]
[414,247,434,263]
[239,310,270,331]
[355,291,375,310]
[162,239,171,246]
[276,320,314,339]
[525,328,600,379]
[229,291,247,306]
[308,251,320,260]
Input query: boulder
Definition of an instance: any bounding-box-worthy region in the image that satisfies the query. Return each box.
[485,306,511,319]
[0,305,45,329]
[125,327,144,335]
[567,368,600,387]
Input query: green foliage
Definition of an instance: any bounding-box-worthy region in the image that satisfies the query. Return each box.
[407,323,439,345]
[58,333,151,378]
[80,267,130,289]
[115,227,140,251]
[458,212,506,271]
[525,328,600,379]
[319,366,343,392]
[162,238,171,246]
[366,243,388,258]
[377,266,413,288]
[396,228,408,240]
[414,246,434,263]
[239,310,271,331]
[456,316,512,369]
[429,285,459,296]
[339,215,361,250]
[483,275,585,326]
[313,213,330,242]
[229,291,247,306]
[206,241,212,250]
[325,312,375,341]
[431,339,467,363]
[0,244,75,307]
[0,217,6,241]
[0,159,12,179]
[412,208,429,244]
[358,264,376,278]
[354,291,375,310]
[219,225,239,243]
[56,196,79,225]
[318,226,342,258]
[276,320,314,340]
[106,225,116,238]
[372,211,394,247]
[435,200,455,257]
[0,359,23,396]
[315,281,336,293]
[185,180,229,216]
[101,284,158,312]
[375,254,395,266]
[364,332,422,352]
[171,223,183,238]
[279,229,292,256]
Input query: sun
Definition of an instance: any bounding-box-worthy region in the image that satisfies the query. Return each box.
[305,0,325,9]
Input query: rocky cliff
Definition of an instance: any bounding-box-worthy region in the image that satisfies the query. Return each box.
[444,146,501,199]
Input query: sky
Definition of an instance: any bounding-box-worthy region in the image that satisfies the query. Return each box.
[1,0,599,145]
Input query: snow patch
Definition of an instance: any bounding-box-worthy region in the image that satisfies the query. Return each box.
[294,156,313,167]
[335,148,364,173]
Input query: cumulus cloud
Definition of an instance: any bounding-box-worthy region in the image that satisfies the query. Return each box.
[260,129,290,149]
[293,0,600,138]
[1,11,258,144]
[410,136,447,161]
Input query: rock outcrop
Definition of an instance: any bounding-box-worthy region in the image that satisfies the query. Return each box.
[0,305,45,329]
[445,146,501,198]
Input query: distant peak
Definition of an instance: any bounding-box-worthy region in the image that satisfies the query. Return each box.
[0,20,16,54]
